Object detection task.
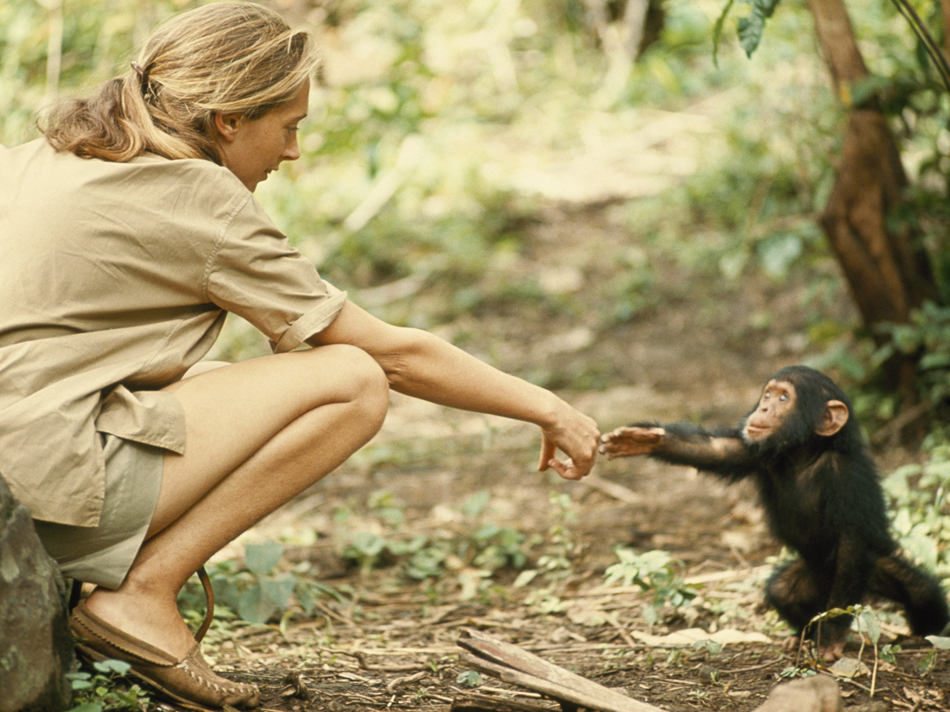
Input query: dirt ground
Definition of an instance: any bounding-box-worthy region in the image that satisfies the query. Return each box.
[110,198,950,712]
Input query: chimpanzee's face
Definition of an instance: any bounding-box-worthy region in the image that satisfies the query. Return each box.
[742,379,796,442]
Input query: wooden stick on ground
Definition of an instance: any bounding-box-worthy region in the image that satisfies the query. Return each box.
[456,628,667,712]
[456,628,844,712]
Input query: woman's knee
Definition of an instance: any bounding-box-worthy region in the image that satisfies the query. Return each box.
[305,344,389,416]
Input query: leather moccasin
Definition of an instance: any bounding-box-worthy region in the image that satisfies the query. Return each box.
[70,600,260,710]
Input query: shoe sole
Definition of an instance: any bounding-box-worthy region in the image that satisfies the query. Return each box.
[75,641,216,712]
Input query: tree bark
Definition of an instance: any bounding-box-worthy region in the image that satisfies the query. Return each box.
[806,0,937,408]
[942,0,950,63]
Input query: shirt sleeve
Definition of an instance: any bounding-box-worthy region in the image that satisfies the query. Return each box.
[206,194,347,353]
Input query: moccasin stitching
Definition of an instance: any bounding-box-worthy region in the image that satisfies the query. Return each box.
[70,602,259,708]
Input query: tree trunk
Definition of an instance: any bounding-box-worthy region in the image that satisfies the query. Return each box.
[942,0,950,63]
[806,0,937,411]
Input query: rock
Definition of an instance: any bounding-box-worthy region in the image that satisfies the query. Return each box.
[751,675,843,712]
[0,475,73,712]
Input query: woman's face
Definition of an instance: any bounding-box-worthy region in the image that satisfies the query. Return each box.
[215,82,310,192]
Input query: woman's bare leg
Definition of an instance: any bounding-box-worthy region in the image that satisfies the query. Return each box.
[83,344,389,658]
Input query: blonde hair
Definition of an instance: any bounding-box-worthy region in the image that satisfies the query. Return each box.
[42,2,319,163]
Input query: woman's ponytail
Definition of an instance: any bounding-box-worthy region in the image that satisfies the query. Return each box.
[41,2,319,163]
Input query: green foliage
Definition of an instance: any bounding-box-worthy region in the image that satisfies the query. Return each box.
[779,665,817,679]
[711,0,735,67]
[691,638,722,656]
[604,548,697,626]
[606,250,657,324]
[875,301,950,408]
[532,492,577,576]
[6,0,949,406]
[175,491,578,615]
[178,542,344,628]
[853,605,883,647]
[0,0,186,145]
[712,0,783,60]
[737,0,782,58]
[882,448,950,578]
[336,490,433,577]
[919,634,950,673]
[512,492,580,613]
[66,659,150,711]
[335,489,545,600]
[456,670,484,687]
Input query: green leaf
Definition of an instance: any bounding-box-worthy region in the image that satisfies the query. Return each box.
[459,489,490,517]
[245,540,284,578]
[856,608,881,645]
[737,0,782,57]
[347,531,385,558]
[473,522,500,541]
[296,582,318,615]
[712,0,736,67]
[260,573,298,610]
[926,635,950,650]
[92,659,131,675]
[237,584,279,624]
[513,569,539,587]
[758,233,802,279]
[456,670,483,687]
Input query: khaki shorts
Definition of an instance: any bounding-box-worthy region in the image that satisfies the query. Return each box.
[33,434,164,589]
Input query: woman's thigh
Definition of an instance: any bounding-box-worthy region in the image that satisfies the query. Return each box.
[154,345,388,523]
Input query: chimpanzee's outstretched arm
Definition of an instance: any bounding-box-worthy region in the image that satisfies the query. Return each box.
[600,422,758,481]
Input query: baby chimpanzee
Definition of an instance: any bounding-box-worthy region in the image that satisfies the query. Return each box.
[599,365,949,660]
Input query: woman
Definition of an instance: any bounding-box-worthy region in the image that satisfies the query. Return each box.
[0,3,600,709]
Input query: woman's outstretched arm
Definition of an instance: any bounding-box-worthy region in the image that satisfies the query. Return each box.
[309,300,600,480]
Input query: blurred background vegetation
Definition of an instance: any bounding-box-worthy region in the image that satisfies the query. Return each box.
[4,0,948,421]
[3,0,950,557]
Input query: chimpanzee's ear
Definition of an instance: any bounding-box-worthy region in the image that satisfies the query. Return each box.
[816,399,849,437]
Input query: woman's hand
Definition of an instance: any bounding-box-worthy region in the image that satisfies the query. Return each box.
[537,407,600,480]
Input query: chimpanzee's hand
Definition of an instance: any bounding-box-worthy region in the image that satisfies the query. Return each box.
[598,426,665,458]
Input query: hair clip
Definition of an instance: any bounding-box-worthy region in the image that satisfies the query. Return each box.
[131,61,146,80]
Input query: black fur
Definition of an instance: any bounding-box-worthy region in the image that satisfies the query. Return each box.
[631,366,948,649]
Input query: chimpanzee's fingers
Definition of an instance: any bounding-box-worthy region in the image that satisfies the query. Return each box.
[600,426,663,443]
[598,426,664,458]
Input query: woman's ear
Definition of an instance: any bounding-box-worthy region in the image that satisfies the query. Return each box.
[213,112,243,142]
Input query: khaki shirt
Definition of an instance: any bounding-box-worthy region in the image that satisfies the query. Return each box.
[0,139,346,526]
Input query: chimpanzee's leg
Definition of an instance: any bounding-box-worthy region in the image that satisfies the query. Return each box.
[765,559,824,634]
[766,559,850,659]
[870,554,950,636]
